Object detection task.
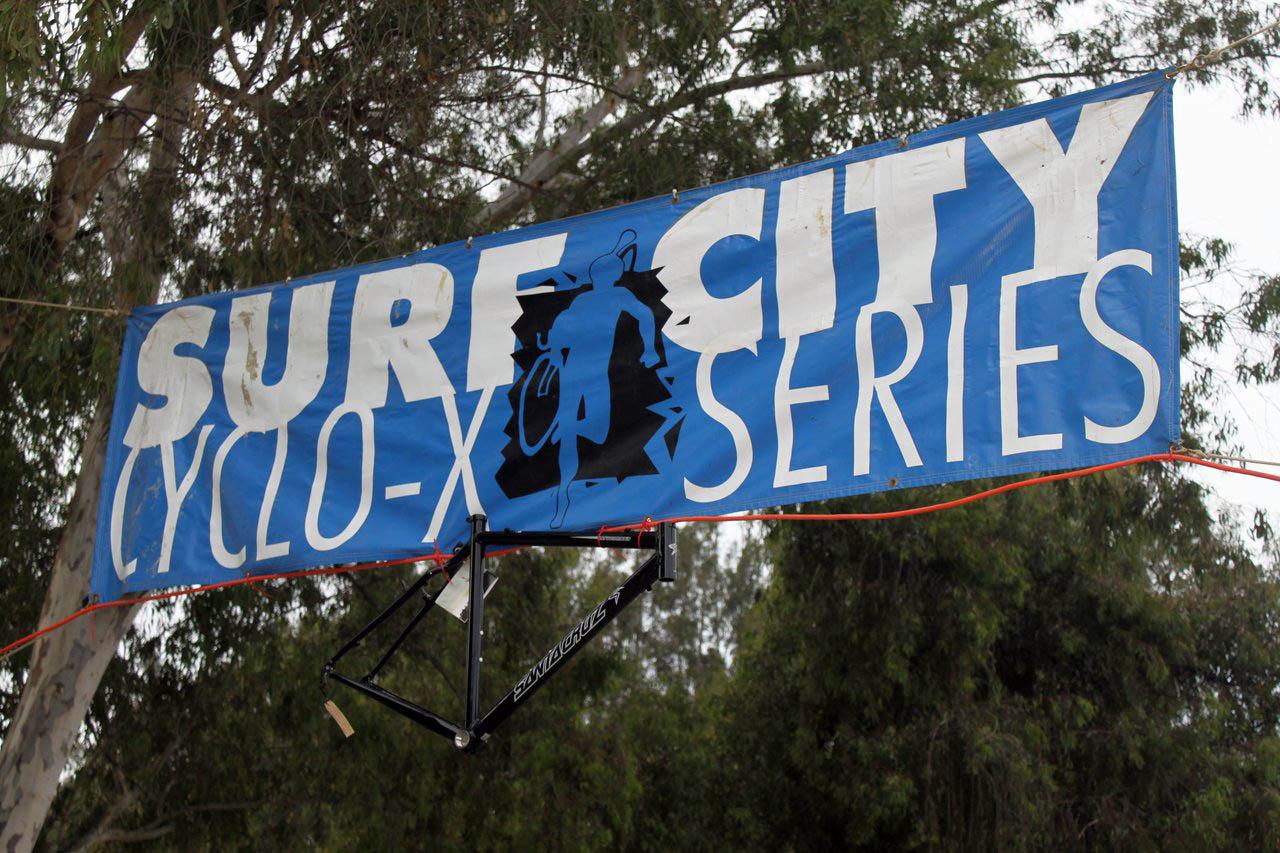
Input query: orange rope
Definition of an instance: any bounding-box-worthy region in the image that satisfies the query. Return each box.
[2,452,1276,660]
[602,452,1280,531]
[0,546,525,660]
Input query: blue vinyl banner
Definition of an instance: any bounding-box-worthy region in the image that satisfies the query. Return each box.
[92,72,1178,600]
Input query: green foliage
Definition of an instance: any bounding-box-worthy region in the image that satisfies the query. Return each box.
[4,0,1280,849]
[720,474,1280,849]
[0,1,54,110]
[33,494,1280,850]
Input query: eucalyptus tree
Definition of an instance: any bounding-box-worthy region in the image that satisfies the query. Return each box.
[1,0,1278,848]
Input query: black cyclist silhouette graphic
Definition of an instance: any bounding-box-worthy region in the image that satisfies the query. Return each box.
[498,229,684,527]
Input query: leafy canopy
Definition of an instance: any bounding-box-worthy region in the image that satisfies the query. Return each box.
[1,0,1279,848]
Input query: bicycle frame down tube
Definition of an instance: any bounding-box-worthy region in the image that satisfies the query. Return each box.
[472,551,662,740]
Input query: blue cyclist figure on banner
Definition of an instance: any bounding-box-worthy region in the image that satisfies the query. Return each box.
[534,230,660,525]
[500,229,684,527]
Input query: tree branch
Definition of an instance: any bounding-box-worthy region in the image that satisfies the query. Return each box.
[45,1,158,246]
[0,129,61,153]
[476,59,831,229]
[478,63,647,229]
[48,76,166,251]
[363,131,543,194]
[471,65,649,108]
[1011,57,1161,84]
[77,823,177,846]
[530,60,830,217]
[73,802,258,849]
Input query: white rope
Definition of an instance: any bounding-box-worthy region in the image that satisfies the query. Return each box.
[1168,18,1280,78]
[0,294,126,318]
[1176,447,1280,469]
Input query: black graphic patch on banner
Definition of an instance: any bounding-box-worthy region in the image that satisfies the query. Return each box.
[497,237,683,503]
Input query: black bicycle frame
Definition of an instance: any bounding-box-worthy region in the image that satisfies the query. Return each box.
[322,515,676,751]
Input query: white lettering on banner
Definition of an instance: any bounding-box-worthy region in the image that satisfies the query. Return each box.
[423,387,494,544]
[844,138,966,306]
[773,336,828,488]
[225,281,335,432]
[946,284,969,463]
[999,267,1063,455]
[685,346,755,503]
[987,93,1157,456]
[654,187,765,353]
[980,93,1153,276]
[124,305,216,449]
[210,426,249,569]
[347,263,455,407]
[110,445,141,580]
[208,426,294,565]
[305,402,375,551]
[846,139,965,476]
[256,428,290,560]
[773,169,837,489]
[158,426,213,574]
[467,235,565,391]
[776,169,837,338]
[854,305,925,475]
[1080,250,1160,443]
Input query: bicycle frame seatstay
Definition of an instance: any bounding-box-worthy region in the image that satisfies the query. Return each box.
[322,517,677,752]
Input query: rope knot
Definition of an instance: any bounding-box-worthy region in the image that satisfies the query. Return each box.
[430,543,449,581]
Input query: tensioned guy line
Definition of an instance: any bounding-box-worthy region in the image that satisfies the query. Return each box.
[0,294,127,317]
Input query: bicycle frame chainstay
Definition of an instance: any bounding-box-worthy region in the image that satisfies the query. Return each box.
[322,516,677,752]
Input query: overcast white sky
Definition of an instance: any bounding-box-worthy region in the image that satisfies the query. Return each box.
[1174,79,1280,532]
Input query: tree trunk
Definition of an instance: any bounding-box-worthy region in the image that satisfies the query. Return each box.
[0,414,140,853]
[0,68,197,851]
